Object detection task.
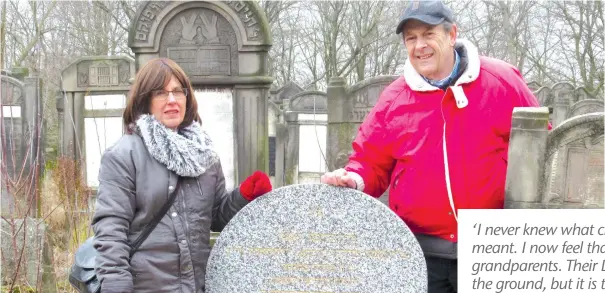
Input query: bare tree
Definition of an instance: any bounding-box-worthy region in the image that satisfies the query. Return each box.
[553,1,604,95]
[1,0,7,70]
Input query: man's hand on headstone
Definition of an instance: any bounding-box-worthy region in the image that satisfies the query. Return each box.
[240,171,272,201]
[320,168,357,189]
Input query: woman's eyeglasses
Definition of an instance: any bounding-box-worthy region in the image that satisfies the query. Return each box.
[151,88,189,100]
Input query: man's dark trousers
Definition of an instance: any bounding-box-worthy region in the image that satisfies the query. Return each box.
[426,256,457,293]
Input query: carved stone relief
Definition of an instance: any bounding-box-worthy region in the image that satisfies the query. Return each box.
[543,114,604,207]
[348,83,390,123]
[118,61,131,84]
[160,9,238,77]
[76,60,132,88]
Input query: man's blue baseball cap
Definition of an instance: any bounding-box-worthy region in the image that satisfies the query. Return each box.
[395,0,454,34]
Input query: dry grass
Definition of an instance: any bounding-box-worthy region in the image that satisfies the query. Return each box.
[3,156,93,292]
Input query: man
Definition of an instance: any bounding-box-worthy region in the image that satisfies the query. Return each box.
[320,1,543,292]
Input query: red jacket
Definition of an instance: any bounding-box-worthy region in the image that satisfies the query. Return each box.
[344,39,543,243]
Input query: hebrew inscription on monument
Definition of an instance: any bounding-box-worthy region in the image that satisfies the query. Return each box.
[132,1,263,43]
[205,184,427,293]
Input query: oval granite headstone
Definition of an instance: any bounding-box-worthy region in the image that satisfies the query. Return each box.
[205,183,427,293]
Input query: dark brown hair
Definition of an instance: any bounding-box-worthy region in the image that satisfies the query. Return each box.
[123,57,200,132]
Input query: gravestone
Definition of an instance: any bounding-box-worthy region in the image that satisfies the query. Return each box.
[59,56,135,161]
[284,91,328,185]
[205,183,427,293]
[541,113,604,208]
[0,218,56,292]
[1,74,25,216]
[2,71,43,217]
[567,99,604,118]
[326,76,398,206]
[505,109,604,209]
[128,1,272,185]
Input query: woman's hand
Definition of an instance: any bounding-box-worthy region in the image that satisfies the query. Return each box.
[240,171,272,201]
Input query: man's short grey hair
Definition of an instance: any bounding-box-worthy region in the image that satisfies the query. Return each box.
[442,21,454,33]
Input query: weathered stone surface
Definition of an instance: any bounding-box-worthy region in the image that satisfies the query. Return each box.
[504,107,550,206]
[541,112,604,208]
[1,74,26,216]
[0,218,56,292]
[128,0,273,182]
[160,8,239,78]
[347,75,398,123]
[505,111,605,209]
[567,99,604,118]
[205,183,427,293]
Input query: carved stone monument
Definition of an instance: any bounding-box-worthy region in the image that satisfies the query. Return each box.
[205,184,427,293]
[541,113,604,208]
[128,1,273,185]
[59,56,135,162]
[2,70,43,217]
[505,108,604,208]
[326,76,399,205]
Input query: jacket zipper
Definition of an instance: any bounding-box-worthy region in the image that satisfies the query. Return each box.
[180,187,190,237]
[440,88,458,222]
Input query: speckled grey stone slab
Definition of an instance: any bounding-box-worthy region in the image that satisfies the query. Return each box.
[205,183,427,293]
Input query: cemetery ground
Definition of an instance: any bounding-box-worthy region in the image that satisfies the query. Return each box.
[1,0,603,292]
[2,156,94,293]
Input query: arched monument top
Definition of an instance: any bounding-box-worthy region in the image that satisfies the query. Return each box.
[1,74,25,104]
[1,74,25,89]
[128,1,272,53]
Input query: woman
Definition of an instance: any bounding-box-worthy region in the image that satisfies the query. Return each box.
[91,57,272,293]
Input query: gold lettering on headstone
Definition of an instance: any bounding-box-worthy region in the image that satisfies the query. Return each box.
[269,277,357,285]
[279,232,358,244]
[282,264,342,272]
[296,248,409,259]
[260,291,360,293]
[226,246,289,256]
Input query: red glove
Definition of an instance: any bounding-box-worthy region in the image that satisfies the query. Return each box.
[240,171,272,201]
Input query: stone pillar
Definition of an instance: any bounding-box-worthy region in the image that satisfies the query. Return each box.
[552,90,572,128]
[326,76,354,171]
[73,92,86,184]
[23,76,42,154]
[504,107,550,208]
[284,110,299,185]
[55,91,64,150]
[73,92,85,161]
[23,76,42,216]
[274,113,287,187]
[134,54,159,72]
[234,86,269,182]
[61,92,76,159]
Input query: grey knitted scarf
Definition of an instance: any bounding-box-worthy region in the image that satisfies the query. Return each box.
[133,114,219,177]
